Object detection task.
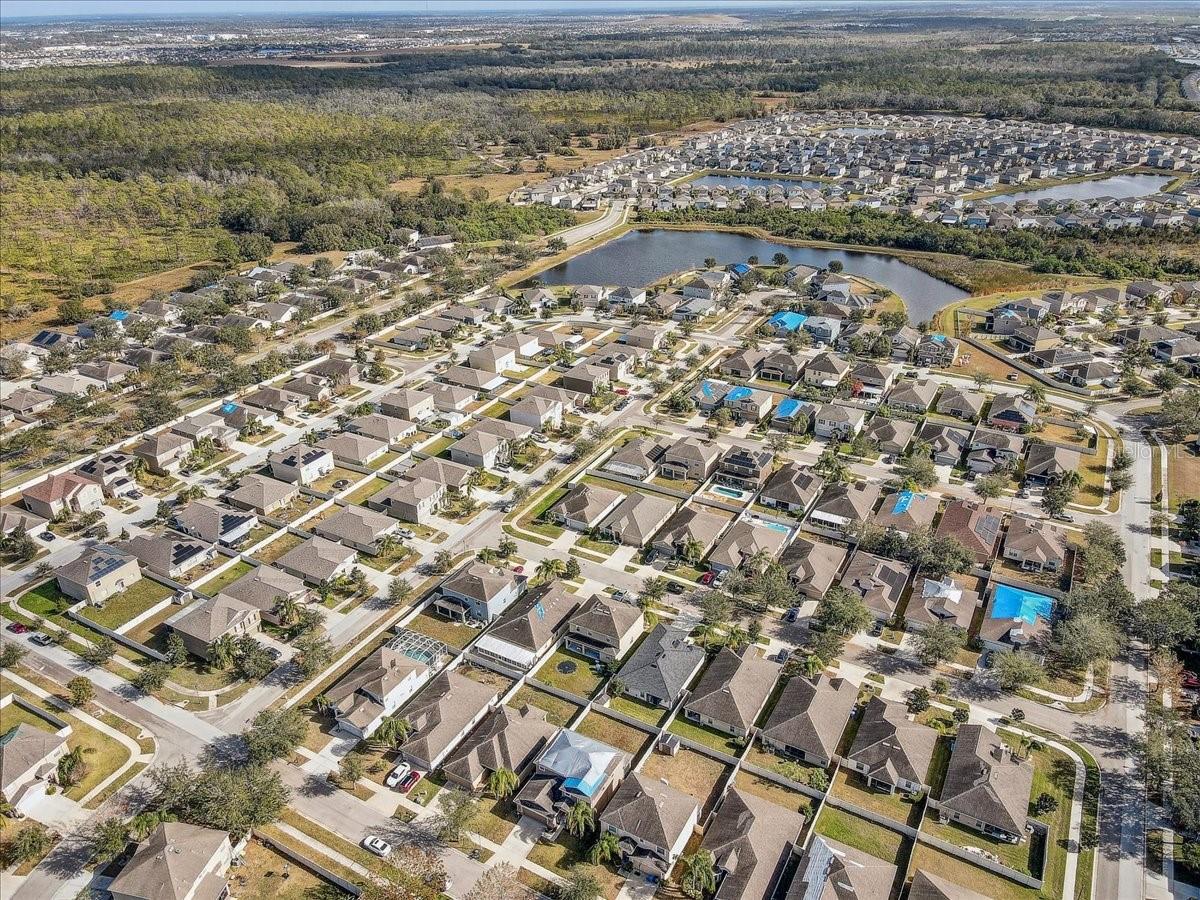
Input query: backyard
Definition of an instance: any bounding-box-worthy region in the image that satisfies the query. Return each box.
[732,769,814,815]
[407,609,478,649]
[640,748,729,816]
[574,711,653,758]
[194,560,255,597]
[228,838,332,900]
[908,845,1039,900]
[507,684,583,727]
[534,649,604,698]
[831,769,924,828]
[667,714,743,755]
[84,579,174,630]
[813,806,906,865]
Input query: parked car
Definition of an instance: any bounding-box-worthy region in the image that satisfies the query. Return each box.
[1182,670,1199,689]
[1050,511,1075,523]
[532,433,550,445]
[362,836,392,857]
[397,528,416,540]
[385,764,412,789]
[30,632,55,647]
[699,571,715,585]
[784,607,800,623]
[615,388,629,396]
[1007,373,1020,382]
[6,623,28,634]
[869,621,884,637]
[981,650,995,669]
[398,771,422,793]
[776,648,791,664]
[39,531,55,542]
[665,580,684,595]
[128,491,144,500]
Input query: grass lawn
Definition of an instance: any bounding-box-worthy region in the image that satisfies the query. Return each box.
[525,833,625,900]
[517,486,567,540]
[408,773,443,807]
[309,466,362,494]
[743,741,829,789]
[907,845,1039,900]
[574,534,616,558]
[17,580,76,620]
[345,476,390,505]
[419,434,457,458]
[124,603,184,645]
[456,664,515,693]
[733,769,813,815]
[832,769,923,828]
[253,531,306,564]
[814,807,905,862]
[1167,444,1200,512]
[608,695,667,727]
[534,649,603,698]
[236,523,280,550]
[194,560,255,596]
[367,451,403,471]
[667,715,742,755]
[407,609,477,649]
[0,820,57,874]
[473,796,519,844]
[922,807,1035,877]
[641,748,729,816]
[575,712,653,758]
[507,684,582,726]
[269,494,324,523]
[231,837,330,900]
[1076,434,1109,507]
[86,579,174,630]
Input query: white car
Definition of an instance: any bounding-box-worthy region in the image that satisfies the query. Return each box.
[362,835,392,857]
[385,763,412,789]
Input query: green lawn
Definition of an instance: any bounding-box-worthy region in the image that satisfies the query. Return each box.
[252,531,306,564]
[86,579,174,630]
[608,695,667,727]
[345,476,390,505]
[407,610,477,649]
[733,769,813,815]
[507,684,582,726]
[575,712,653,758]
[907,845,1039,900]
[743,741,830,789]
[194,560,255,597]
[534,649,604,698]
[832,769,923,828]
[667,715,742,755]
[814,807,905,862]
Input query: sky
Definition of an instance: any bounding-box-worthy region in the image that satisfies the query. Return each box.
[0,0,814,18]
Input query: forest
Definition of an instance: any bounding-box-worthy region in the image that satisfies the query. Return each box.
[1,7,1196,319]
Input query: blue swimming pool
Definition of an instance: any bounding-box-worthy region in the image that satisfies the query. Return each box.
[757,520,791,534]
[714,486,746,500]
[990,584,1055,625]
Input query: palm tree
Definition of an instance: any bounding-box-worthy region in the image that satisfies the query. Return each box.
[681,538,705,566]
[273,594,300,626]
[535,558,565,584]
[725,623,749,651]
[801,652,823,679]
[487,767,519,800]
[589,830,621,866]
[608,676,626,697]
[567,800,594,838]
[681,850,717,899]
[209,634,236,671]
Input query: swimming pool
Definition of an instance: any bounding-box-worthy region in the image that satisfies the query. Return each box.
[990,584,1055,625]
[756,520,791,534]
[713,486,746,500]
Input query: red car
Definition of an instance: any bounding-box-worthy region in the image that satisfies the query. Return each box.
[615,388,629,396]
[6,623,28,634]
[398,771,422,793]
[513,565,524,575]
[1184,671,1200,690]
[699,572,715,585]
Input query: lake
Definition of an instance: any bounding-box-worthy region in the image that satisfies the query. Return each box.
[530,228,969,325]
[985,172,1174,205]
[686,173,827,191]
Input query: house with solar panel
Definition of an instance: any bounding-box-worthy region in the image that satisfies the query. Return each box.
[515,729,631,838]
[56,544,142,605]
[121,534,214,581]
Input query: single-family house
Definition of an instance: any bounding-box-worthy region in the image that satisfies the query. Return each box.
[172,499,257,546]
[839,550,912,620]
[515,730,630,833]
[936,499,1002,565]
[564,594,645,664]
[434,561,525,623]
[0,720,70,818]
[599,774,700,879]
[327,637,441,739]
[223,474,299,516]
[275,536,358,585]
[132,432,194,476]
[701,788,806,900]
[936,724,1033,843]
[215,564,309,625]
[123,534,213,580]
[659,437,722,482]
[988,394,1039,431]
[863,416,917,456]
[845,695,938,794]
[809,481,882,533]
[886,379,939,414]
[442,704,559,793]
[682,647,780,737]
[617,621,704,709]
[471,583,579,671]
[936,387,986,422]
[779,537,849,600]
[166,595,260,661]
[906,575,980,632]
[600,492,678,547]
[268,444,334,486]
[317,432,389,468]
[1002,516,1069,572]
[707,519,789,573]
[871,490,939,537]
[916,421,971,466]
[803,353,850,388]
[813,403,867,440]
[760,463,825,513]
[397,671,499,771]
[760,673,857,768]
[22,473,104,521]
[1024,443,1082,485]
[314,505,399,555]
[108,823,233,900]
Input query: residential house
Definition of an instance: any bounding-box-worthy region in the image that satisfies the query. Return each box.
[603,437,667,480]
[509,395,563,431]
[442,704,559,793]
[871,490,939,537]
[701,788,806,900]
[623,323,668,350]
[406,457,475,493]
[449,419,531,470]
[327,637,440,739]
[283,374,332,404]
[317,432,389,469]
[980,584,1053,653]
[396,671,499,771]
[599,774,700,879]
[306,358,361,385]
[379,388,436,422]
[935,499,1002,565]
[1006,326,1061,354]
[914,333,960,367]
[760,350,806,383]
[216,564,309,625]
[916,421,971,465]
[275,536,358,585]
[170,413,237,448]
[242,386,305,418]
[659,437,722,483]
[468,344,517,374]
[715,445,773,492]
[108,823,233,900]
[560,362,610,395]
[563,594,645,664]
[1058,359,1117,387]
[966,428,1025,475]
[803,353,850,388]
[443,365,506,393]
[1002,516,1070,573]
[166,595,260,661]
[809,481,882,533]
[0,720,70,818]
[760,463,825,513]
[552,482,625,532]
[779,537,849,600]
[78,360,136,388]
[434,561,525,623]
[600,492,678,547]
[788,836,897,899]
[347,414,417,446]
[845,695,938,793]
[720,349,767,380]
[2,388,54,417]
[1024,443,1082,485]
[617,621,704,709]
[988,394,1039,431]
[173,499,258,546]
[886,379,939,414]
[223,474,299,516]
[369,476,445,525]
[936,724,1033,843]
[515,730,630,834]
[123,534,213,580]
[691,379,732,413]
[651,505,728,561]
[268,444,334,485]
[851,361,899,397]
[22,473,103,521]
[314,505,399,555]
[906,575,980,632]
[813,403,867,440]
[804,315,842,345]
[682,647,780,737]
[723,386,773,424]
[936,387,986,422]
[132,432,194,476]
[839,550,912,620]
[863,416,917,456]
[471,583,579,671]
[707,520,789,573]
[760,674,856,768]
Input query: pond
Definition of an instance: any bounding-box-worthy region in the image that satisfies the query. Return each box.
[686,173,828,192]
[530,228,969,325]
[985,173,1174,205]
